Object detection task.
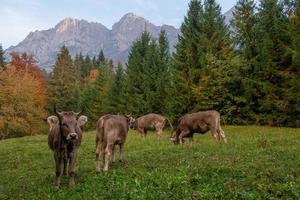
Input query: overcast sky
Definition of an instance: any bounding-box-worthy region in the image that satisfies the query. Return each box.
[0,0,238,49]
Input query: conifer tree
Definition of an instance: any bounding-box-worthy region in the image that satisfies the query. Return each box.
[92,56,97,68]
[81,55,93,78]
[254,0,291,125]
[169,0,204,119]
[157,30,171,114]
[97,50,106,67]
[89,61,114,122]
[106,62,125,114]
[0,44,5,68]
[284,0,300,126]
[73,53,84,80]
[46,46,77,111]
[124,31,151,115]
[232,0,257,61]
[188,0,237,122]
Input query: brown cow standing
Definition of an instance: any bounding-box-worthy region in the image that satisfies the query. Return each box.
[170,111,227,144]
[47,110,87,187]
[130,113,172,139]
[95,115,131,173]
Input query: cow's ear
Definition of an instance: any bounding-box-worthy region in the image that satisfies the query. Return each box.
[47,116,59,128]
[78,115,88,126]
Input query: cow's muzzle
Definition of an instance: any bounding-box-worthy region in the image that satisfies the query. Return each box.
[67,133,78,140]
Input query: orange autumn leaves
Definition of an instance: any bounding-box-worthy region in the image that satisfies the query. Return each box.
[0,52,47,139]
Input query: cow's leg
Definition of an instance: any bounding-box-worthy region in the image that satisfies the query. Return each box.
[68,150,77,187]
[138,128,146,139]
[63,157,68,175]
[96,136,101,173]
[112,145,116,163]
[102,143,106,166]
[178,131,190,144]
[54,152,62,186]
[119,143,125,162]
[219,128,227,143]
[210,126,220,142]
[156,128,162,140]
[103,143,113,172]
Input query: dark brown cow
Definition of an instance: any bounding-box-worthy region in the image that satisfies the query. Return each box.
[47,110,87,187]
[95,115,131,173]
[170,111,227,144]
[130,113,173,139]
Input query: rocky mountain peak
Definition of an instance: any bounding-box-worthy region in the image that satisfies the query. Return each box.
[4,8,234,70]
[55,17,80,33]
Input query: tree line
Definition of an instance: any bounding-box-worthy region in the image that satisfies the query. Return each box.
[0,0,299,139]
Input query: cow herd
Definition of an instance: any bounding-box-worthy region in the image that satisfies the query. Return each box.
[47,109,226,187]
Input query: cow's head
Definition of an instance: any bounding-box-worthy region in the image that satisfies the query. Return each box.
[169,130,183,145]
[126,115,136,130]
[47,107,88,141]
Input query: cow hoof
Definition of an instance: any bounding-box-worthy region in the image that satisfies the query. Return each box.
[103,168,109,173]
[120,159,127,163]
[69,180,75,188]
[54,179,60,187]
[96,168,101,173]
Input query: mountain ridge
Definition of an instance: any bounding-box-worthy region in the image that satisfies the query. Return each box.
[5,10,234,70]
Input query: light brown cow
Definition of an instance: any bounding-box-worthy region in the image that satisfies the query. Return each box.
[47,110,87,187]
[95,115,131,173]
[170,111,227,144]
[130,113,173,139]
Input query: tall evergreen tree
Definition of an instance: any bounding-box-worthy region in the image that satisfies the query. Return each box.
[192,0,235,118]
[232,0,257,61]
[106,62,125,114]
[73,53,84,81]
[254,0,291,125]
[97,50,106,67]
[0,44,5,68]
[124,31,152,115]
[46,46,77,111]
[201,0,230,59]
[285,0,300,126]
[90,61,114,122]
[92,56,97,69]
[81,55,93,78]
[157,30,171,114]
[169,0,204,119]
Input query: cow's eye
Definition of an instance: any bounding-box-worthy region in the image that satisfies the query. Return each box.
[62,123,68,127]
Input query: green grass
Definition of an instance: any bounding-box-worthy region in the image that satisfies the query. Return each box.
[0,126,299,199]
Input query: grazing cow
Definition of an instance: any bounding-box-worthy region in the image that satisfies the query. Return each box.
[170,111,227,144]
[47,108,87,187]
[95,115,131,173]
[130,113,173,139]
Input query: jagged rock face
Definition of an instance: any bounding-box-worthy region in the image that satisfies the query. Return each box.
[5,10,233,70]
[5,13,180,69]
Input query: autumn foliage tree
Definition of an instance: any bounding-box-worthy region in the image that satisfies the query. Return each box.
[0,52,47,139]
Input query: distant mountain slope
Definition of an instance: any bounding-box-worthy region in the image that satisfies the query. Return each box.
[5,9,234,70]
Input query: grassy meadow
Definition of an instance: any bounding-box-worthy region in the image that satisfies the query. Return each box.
[0,126,299,199]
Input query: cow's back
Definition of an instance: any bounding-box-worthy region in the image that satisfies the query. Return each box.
[137,113,165,128]
[177,111,220,130]
[193,111,220,126]
[103,115,129,143]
